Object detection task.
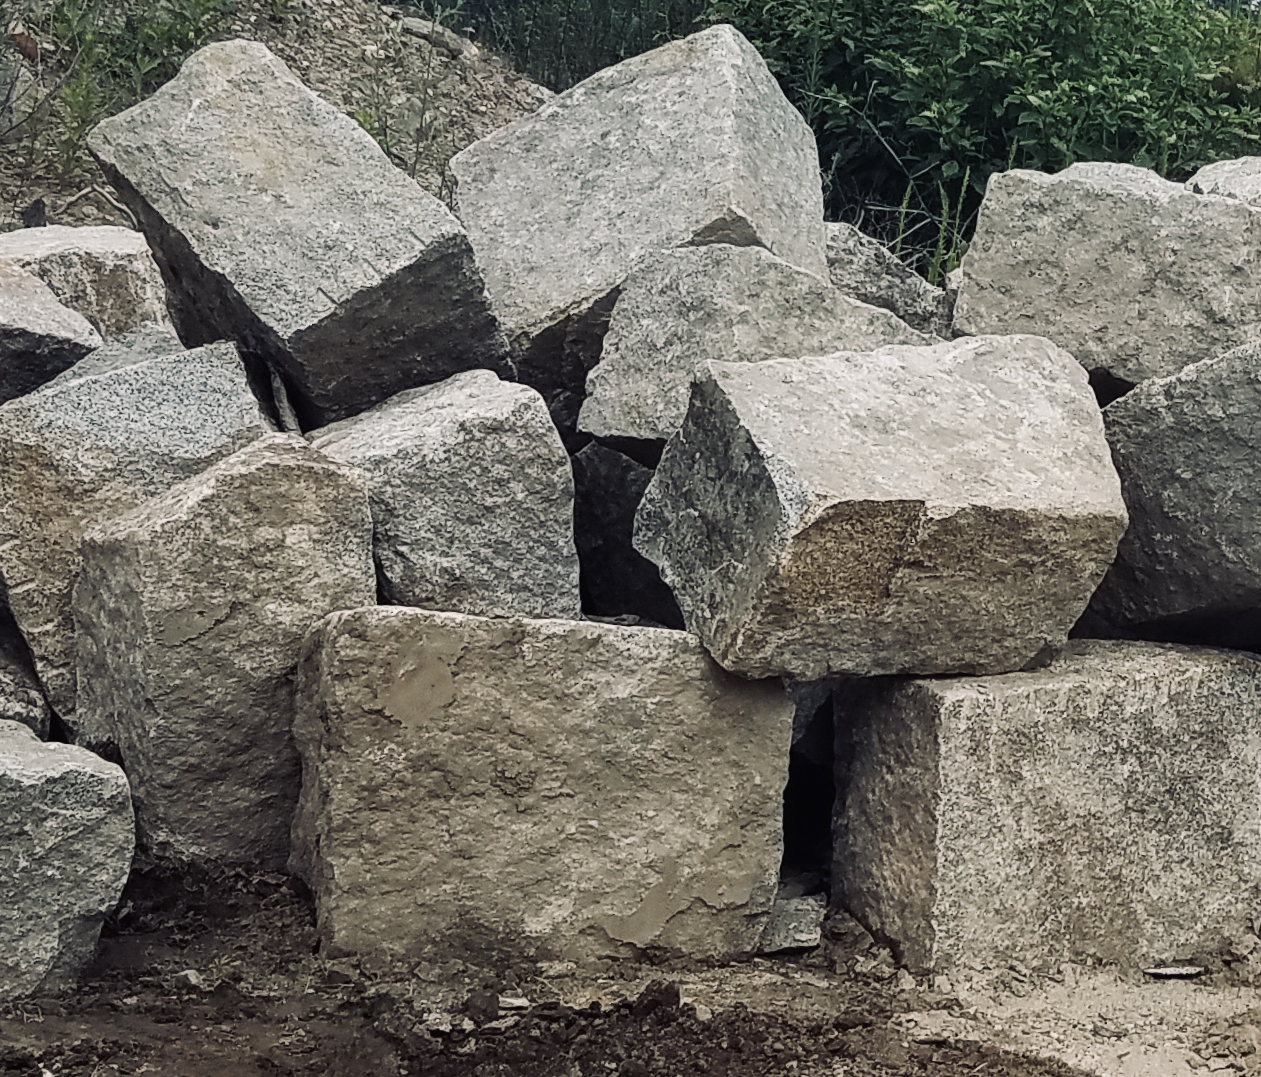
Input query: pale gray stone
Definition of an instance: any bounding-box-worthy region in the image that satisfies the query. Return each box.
[0,585,49,739]
[759,891,826,953]
[0,341,270,724]
[0,720,133,999]
[291,606,792,963]
[88,40,509,428]
[825,223,951,337]
[0,262,102,402]
[1089,342,1261,629]
[0,56,36,140]
[0,225,172,339]
[955,163,1261,386]
[73,434,376,868]
[48,323,184,387]
[450,24,826,430]
[571,441,682,626]
[1187,156,1261,205]
[309,370,579,618]
[579,244,926,442]
[634,336,1126,679]
[835,641,1261,972]
[399,16,476,57]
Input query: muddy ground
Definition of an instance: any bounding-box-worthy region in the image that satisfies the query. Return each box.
[0,871,1090,1077]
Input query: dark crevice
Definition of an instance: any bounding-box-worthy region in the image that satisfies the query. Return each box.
[1089,367,1135,408]
[595,435,664,469]
[781,688,835,894]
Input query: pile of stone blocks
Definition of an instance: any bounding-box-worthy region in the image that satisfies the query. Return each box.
[7,20,1261,1004]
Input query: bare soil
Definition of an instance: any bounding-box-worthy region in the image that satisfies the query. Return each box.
[0,871,1090,1077]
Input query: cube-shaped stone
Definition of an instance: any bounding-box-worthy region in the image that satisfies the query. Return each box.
[309,370,580,618]
[824,223,951,337]
[0,262,101,402]
[634,337,1127,679]
[955,163,1261,388]
[88,40,509,428]
[1091,342,1261,630]
[579,243,926,443]
[835,641,1261,972]
[73,435,376,868]
[0,720,133,999]
[0,224,171,339]
[450,23,826,430]
[291,606,792,963]
[0,341,270,725]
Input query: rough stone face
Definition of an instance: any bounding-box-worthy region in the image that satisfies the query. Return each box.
[579,244,926,442]
[291,606,792,963]
[0,341,270,723]
[450,23,826,430]
[73,434,376,868]
[88,40,509,428]
[0,225,172,339]
[635,337,1127,679]
[0,720,133,999]
[1187,156,1261,205]
[835,641,1261,972]
[0,262,102,402]
[825,223,951,337]
[954,163,1261,386]
[47,323,184,387]
[571,440,682,626]
[0,586,50,739]
[1088,342,1261,630]
[309,370,579,618]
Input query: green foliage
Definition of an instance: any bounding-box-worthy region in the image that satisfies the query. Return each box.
[704,0,1261,275]
[456,0,706,89]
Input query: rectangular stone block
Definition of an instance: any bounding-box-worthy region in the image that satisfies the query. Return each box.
[291,607,792,963]
[88,40,509,428]
[450,23,826,430]
[835,641,1261,972]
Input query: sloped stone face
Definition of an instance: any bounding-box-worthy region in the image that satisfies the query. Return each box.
[634,337,1126,679]
[309,371,580,619]
[290,606,792,964]
[824,223,951,337]
[47,324,184,387]
[1089,342,1261,630]
[0,262,102,403]
[0,720,133,999]
[73,435,375,869]
[450,23,826,430]
[571,441,682,627]
[955,163,1261,386]
[0,341,270,724]
[1187,156,1261,205]
[88,40,509,428]
[578,244,926,442]
[0,225,171,339]
[835,641,1261,972]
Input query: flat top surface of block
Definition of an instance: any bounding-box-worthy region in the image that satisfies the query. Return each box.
[450,23,826,339]
[88,40,463,341]
[0,225,152,260]
[712,336,1119,513]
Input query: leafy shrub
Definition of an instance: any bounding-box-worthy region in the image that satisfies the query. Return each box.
[454,0,706,89]
[704,0,1261,276]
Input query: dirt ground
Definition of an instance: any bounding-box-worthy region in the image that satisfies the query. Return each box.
[0,871,1095,1077]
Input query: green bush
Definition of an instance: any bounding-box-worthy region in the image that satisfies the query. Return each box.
[456,0,706,89]
[704,0,1261,277]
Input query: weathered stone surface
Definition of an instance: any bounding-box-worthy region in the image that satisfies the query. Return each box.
[635,337,1126,679]
[48,323,184,387]
[0,341,270,722]
[0,585,49,739]
[73,434,375,868]
[0,56,36,140]
[0,262,102,402]
[450,24,826,430]
[759,891,826,953]
[88,40,509,428]
[825,223,951,337]
[1187,156,1261,205]
[955,163,1261,386]
[1088,342,1261,629]
[835,641,1261,972]
[0,225,171,339]
[309,370,579,618]
[291,606,792,963]
[571,440,682,626]
[579,244,926,442]
[0,720,133,999]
